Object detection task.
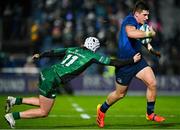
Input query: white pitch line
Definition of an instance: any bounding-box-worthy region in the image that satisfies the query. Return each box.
[49,114,177,118]
[71,103,84,112]
[72,103,78,107]
[80,113,91,119]
[69,100,91,119]
[76,107,84,112]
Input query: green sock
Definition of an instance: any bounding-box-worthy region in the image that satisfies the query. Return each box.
[12,112,20,120]
[15,97,22,105]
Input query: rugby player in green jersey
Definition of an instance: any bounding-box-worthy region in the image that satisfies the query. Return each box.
[4,37,141,128]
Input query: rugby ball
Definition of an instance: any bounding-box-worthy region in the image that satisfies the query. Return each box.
[139,24,152,44]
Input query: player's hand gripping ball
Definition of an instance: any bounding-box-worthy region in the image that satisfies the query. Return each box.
[139,24,152,45]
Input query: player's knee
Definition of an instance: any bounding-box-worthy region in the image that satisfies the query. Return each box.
[40,110,49,117]
[148,80,157,89]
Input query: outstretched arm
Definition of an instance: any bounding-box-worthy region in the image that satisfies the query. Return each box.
[109,53,141,67]
[32,48,67,60]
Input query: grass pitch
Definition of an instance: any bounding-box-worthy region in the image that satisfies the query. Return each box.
[0,95,180,129]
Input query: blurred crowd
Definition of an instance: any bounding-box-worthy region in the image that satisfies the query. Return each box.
[0,0,180,75]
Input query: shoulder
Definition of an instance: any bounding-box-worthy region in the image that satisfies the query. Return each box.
[123,13,137,26]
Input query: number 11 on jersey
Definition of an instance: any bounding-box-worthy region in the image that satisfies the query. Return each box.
[61,54,79,67]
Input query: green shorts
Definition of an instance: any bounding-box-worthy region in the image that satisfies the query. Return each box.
[38,67,61,99]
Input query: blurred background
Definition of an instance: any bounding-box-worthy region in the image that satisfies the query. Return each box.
[0,0,180,95]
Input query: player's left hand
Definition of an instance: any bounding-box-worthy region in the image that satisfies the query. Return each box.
[133,53,141,63]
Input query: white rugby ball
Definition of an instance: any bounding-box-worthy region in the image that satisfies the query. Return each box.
[139,24,152,44]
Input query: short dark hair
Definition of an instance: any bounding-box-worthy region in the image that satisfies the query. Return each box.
[133,0,149,14]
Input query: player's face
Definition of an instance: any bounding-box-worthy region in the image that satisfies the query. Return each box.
[135,10,149,24]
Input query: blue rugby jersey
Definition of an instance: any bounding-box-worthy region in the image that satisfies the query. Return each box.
[117,13,142,59]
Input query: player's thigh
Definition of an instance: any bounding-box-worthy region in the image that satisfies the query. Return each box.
[39,95,55,113]
[136,66,156,87]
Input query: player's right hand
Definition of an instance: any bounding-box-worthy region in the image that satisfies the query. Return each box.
[133,53,141,63]
[32,54,40,60]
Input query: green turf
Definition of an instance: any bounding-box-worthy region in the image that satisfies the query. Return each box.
[0,95,180,129]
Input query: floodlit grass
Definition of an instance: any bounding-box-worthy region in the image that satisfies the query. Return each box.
[0,95,180,129]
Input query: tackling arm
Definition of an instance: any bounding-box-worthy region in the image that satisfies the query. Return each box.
[93,53,141,67]
[109,53,141,67]
[109,58,134,67]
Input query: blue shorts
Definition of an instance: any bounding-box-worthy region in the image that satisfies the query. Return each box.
[115,58,148,86]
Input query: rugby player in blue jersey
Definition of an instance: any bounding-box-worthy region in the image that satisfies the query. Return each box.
[97,0,165,128]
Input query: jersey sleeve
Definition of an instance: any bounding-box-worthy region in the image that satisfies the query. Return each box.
[93,53,134,67]
[40,48,67,58]
[93,54,111,65]
[125,17,137,27]
[109,58,134,67]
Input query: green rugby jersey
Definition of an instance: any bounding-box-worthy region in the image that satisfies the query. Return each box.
[39,47,134,83]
